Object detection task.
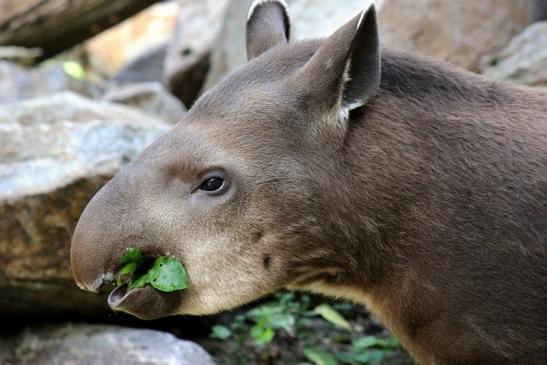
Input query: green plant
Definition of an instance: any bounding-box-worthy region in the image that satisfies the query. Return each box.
[210,325,232,340]
[334,336,400,365]
[208,291,403,364]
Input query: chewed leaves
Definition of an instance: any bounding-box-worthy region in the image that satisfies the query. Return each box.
[116,262,137,285]
[116,247,189,292]
[121,247,144,265]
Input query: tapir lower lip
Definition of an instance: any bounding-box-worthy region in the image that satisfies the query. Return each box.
[108,283,131,307]
[107,284,182,320]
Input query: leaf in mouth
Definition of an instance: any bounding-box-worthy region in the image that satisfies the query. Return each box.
[116,247,189,292]
[121,247,144,265]
[116,262,137,286]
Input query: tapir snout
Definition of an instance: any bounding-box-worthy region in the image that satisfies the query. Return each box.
[71,154,185,319]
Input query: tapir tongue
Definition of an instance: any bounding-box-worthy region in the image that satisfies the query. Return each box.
[108,284,181,320]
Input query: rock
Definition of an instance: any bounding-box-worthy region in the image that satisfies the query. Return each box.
[163,0,229,105]
[378,0,531,71]
[103,82,186,124]
[0,324,216,365]
[113,43,168,84]
[84,2,179,77]
[0,92,170,317]
[203,0,377,91]
[0,46,42,66]
[528,0,547,22]
[0,61,102,105]
[481,21,547,88]
[203,0,532,90]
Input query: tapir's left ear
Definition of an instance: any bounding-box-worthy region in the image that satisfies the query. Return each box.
[293,5,380,120]
[246,0,291,61]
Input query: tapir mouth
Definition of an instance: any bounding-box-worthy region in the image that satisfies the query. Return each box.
[107,283,182,320]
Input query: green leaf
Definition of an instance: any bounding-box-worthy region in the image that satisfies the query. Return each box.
[124,255,188,292]
[314,304,352,330]
[128,271,150,289]
[268,313,295,333]
[120,247,144,265]
[335,351,362,364]
[250,325,275,345]
[148,256,189,292]
[352,336,380,349]
[352,336,399,350]
[303,348,337,365]
[116,262,137,285]
[363,350,387,362]
[210,325,232,340]
[336,350,387,364]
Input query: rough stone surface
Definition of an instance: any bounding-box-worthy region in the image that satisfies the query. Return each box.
[378,0,531,70]
[0,61,102,105]
[103,82,187,124]
[0,46,42,66]
[0,92,170,317]
[163,0,229,105]
[0,324,216,365]
[113,43,168,84]
[481,21,547,87]
[529,0,547,22]
[84,2,179,77]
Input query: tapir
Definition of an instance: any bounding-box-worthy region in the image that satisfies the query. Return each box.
[71,1,547,363]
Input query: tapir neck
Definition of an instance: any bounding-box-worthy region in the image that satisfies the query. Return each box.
[316,51,547,364]
[336,50,501,287]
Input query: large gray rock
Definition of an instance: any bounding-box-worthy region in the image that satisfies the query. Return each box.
[163,0,229,106]
[114,43,168,85]
[0,92,170,317]
[103,82,187,124]
[0,61,102,105]
[529,0,547,22]
[481,21,547,88]
[0,324,216,365]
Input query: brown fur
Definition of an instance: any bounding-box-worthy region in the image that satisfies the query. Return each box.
[71,2,547,364]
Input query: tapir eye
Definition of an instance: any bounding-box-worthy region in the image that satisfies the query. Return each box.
[199,177,225,192]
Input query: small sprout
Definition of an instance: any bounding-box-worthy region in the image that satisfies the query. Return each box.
[314,304,352,330]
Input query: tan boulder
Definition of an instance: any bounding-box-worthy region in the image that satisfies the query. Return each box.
[379,0,531,70]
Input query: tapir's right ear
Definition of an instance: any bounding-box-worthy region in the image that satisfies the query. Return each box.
[292,5,380,122]
[246,0,290,61]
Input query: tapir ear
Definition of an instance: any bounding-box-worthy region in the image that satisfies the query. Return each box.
[246,0,290,60]
[294,5,380,120]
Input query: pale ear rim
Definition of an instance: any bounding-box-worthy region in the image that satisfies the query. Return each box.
[246,0,291,60]
[247,0,289,21]
[341,4,380,114]
[357,2,372,29]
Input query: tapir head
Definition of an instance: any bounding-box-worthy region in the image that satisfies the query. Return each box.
[71,0,381,320]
